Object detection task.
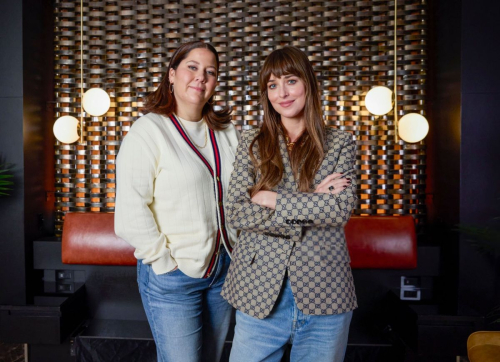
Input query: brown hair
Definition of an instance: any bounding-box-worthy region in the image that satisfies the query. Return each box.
[142,41,231,130]
[249,46,325,195]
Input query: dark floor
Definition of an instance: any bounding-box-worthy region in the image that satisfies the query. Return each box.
[0,342,24,362]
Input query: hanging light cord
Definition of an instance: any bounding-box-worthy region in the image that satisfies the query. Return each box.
[394,0,398,143]
[80,0,83,143]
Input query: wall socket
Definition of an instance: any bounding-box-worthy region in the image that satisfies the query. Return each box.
[400,276,421,301]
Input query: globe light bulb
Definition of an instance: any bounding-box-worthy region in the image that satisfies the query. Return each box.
[82,88,110,116]
[364,86,393,116]
[53,116,80,144]
[398,113,429,143]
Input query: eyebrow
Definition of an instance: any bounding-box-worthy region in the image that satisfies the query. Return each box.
[267,74,295,83]
[186,60,216,69]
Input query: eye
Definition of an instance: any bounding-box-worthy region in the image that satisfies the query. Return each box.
[268,84,276,90]
[188,65,197,71]
[288,79,297,85]
[207,70,216,76]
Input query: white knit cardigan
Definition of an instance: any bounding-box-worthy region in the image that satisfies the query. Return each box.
[115,113,239,278]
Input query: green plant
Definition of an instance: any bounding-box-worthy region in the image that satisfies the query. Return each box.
[457,221,500,324]
[458,224,500,258]
[0,164,14,196]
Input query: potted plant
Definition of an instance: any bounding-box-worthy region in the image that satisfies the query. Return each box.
[458,221,500,323]
[0,163,14,196]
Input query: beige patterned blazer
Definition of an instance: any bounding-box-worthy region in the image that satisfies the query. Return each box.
[221,127,358,319]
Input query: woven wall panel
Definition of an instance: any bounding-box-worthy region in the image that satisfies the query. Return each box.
[54,0,428,235]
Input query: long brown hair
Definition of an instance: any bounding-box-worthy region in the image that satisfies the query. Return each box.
[250,46,325,195]
[142,41,231,130]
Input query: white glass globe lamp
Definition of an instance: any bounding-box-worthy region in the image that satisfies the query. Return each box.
[53,116,80,144]
[398,113,429,143]
[364,86,393,116]
[82,88,110,116]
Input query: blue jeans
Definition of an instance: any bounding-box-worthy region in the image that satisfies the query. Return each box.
[138,248,233,362]
[229,276,352,362]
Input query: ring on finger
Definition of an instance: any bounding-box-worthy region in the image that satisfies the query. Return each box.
[328,185,334,194]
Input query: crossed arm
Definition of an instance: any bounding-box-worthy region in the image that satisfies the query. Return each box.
[225,130,358,232]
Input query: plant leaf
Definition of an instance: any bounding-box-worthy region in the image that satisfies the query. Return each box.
[455,224,500,257]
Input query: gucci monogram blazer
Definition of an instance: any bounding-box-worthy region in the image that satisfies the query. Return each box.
[221,127,358,319]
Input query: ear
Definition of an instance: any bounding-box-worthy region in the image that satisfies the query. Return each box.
[168,68,175,84]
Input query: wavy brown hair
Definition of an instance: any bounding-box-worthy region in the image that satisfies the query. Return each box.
[142,41,231,130]
[249,46,325,195]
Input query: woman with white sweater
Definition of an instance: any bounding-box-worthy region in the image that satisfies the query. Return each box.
[115,41,239,362]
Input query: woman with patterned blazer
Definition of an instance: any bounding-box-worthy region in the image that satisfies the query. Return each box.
[115,41,239,362]
[221,46,358,362]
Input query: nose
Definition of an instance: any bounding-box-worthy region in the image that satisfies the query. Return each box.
[278,84,288,98]
[196,70,207,83]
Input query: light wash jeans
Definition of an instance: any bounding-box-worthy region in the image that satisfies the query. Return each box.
[229,275,353,362]
[138,248,233,362]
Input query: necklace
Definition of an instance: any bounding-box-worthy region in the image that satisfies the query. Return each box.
[285,135,296,151]
[177,115,208,149]
[284,131,305,151]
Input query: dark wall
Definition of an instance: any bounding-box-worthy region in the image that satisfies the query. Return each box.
[0,0,26,305]
[22,0,56,300]
[0,0,54,305]
[427,1,462,229]
[426,0,462,314]
[458,0,500,316]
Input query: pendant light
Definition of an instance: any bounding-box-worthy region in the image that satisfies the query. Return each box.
[364,0,428,143]
[53,0,110,144]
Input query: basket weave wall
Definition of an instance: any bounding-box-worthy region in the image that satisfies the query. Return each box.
[54,0,428,235]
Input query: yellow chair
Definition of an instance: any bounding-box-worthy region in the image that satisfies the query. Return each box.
[467,331,500,362]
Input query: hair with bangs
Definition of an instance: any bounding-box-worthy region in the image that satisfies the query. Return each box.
[142,40,231,130]
[249,46,326,195]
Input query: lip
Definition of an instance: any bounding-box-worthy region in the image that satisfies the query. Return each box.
[189,86,205,92]
[279,100,294,108]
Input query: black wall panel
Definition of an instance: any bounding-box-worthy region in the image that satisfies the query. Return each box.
[0,0,26,306]
[458,0,500,317]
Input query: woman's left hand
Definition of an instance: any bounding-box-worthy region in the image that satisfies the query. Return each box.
[251,191,277,210]
[314,173,351,195]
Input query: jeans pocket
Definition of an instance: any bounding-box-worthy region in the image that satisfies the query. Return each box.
[137,261,150,289]
[163,267,181,276]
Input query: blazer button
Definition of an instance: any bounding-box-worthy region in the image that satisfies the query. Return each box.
[286,220,290,225]
[308,220,313,224]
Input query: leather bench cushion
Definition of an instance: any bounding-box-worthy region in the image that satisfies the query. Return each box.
[345,215,417,269]
[62,213,417,269]
[62,212,136,266]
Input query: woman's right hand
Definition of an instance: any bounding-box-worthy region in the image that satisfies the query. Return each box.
[314,173,351,195]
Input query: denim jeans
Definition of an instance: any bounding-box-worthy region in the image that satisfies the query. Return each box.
[138,248,233,362]
[229,275,352,362]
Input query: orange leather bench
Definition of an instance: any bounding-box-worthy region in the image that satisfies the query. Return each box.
[62,212,417,269]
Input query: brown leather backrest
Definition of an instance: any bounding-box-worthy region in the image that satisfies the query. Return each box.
[62,213,417,269]
[345,215,417,269]
[62,212,136,266]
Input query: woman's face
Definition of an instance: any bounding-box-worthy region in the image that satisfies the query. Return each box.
[266,73,306,124]
[169,48,218,112]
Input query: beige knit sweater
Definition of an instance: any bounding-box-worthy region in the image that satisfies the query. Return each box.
[115,113,239,278]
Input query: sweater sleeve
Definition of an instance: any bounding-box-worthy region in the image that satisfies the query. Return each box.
[274,135,358,228]
[114,130,177,273]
